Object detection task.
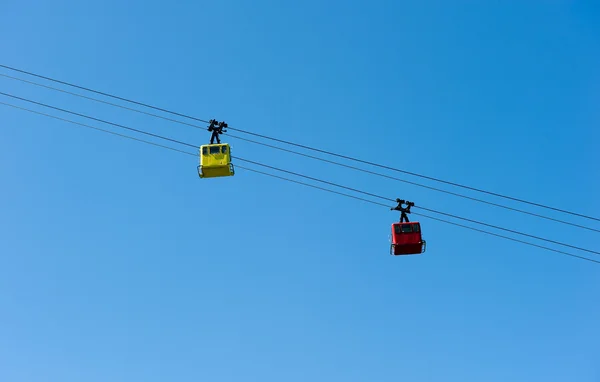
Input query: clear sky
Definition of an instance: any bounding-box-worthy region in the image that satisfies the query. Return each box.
[1,1,599,381]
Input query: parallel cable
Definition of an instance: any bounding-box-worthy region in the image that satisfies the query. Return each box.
[0,72,208,129]
[0,91,197,150]
[232,172,600,265]
[0,64,210,124]
[231,157,600,257]
[232,166,391,208]
[409,212,600,264]
[413,207,600,256]
[0,100,384,209]
[1,95,598,258]
[1,73,597,233]
[227,134,600,233]
[0,101,197,157]
[1,63,598,223]
[1,100,598,265]
[0,100,386,209]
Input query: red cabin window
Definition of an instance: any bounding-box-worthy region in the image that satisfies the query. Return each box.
[394,223,420,234]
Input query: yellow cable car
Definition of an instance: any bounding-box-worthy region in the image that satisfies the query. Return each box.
[197,143,235,178]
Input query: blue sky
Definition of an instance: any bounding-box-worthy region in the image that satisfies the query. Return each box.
[1,1,599,381]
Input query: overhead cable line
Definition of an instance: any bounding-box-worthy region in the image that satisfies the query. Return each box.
[408,212,600,265]
[1,64,598,223]
[1,73,597,234]
[1,94,598,258]
[0,91,197,149]
[1,101,598,265]
[225,134,600,233]
[0,101,199,157]
[0,100,385,207]
[234,156,600,257]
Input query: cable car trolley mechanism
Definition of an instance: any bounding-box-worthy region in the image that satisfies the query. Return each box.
[389,199,426,256]
[198,119,235,179]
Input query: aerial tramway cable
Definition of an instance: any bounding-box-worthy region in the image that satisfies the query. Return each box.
[1,64,598,224]
[1,97,598,265]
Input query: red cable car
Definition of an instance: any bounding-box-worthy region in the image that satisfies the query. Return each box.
[390,222,426,255]
[389,198,426,256]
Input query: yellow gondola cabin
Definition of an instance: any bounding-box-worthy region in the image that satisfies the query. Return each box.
[197,143,235,178]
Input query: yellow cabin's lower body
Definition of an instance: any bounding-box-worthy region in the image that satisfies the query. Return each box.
[198,164,235,178]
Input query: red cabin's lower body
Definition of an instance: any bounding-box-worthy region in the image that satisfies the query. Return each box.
[390,242,426,255]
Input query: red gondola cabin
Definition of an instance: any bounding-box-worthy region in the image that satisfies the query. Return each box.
[390,222,426,255]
